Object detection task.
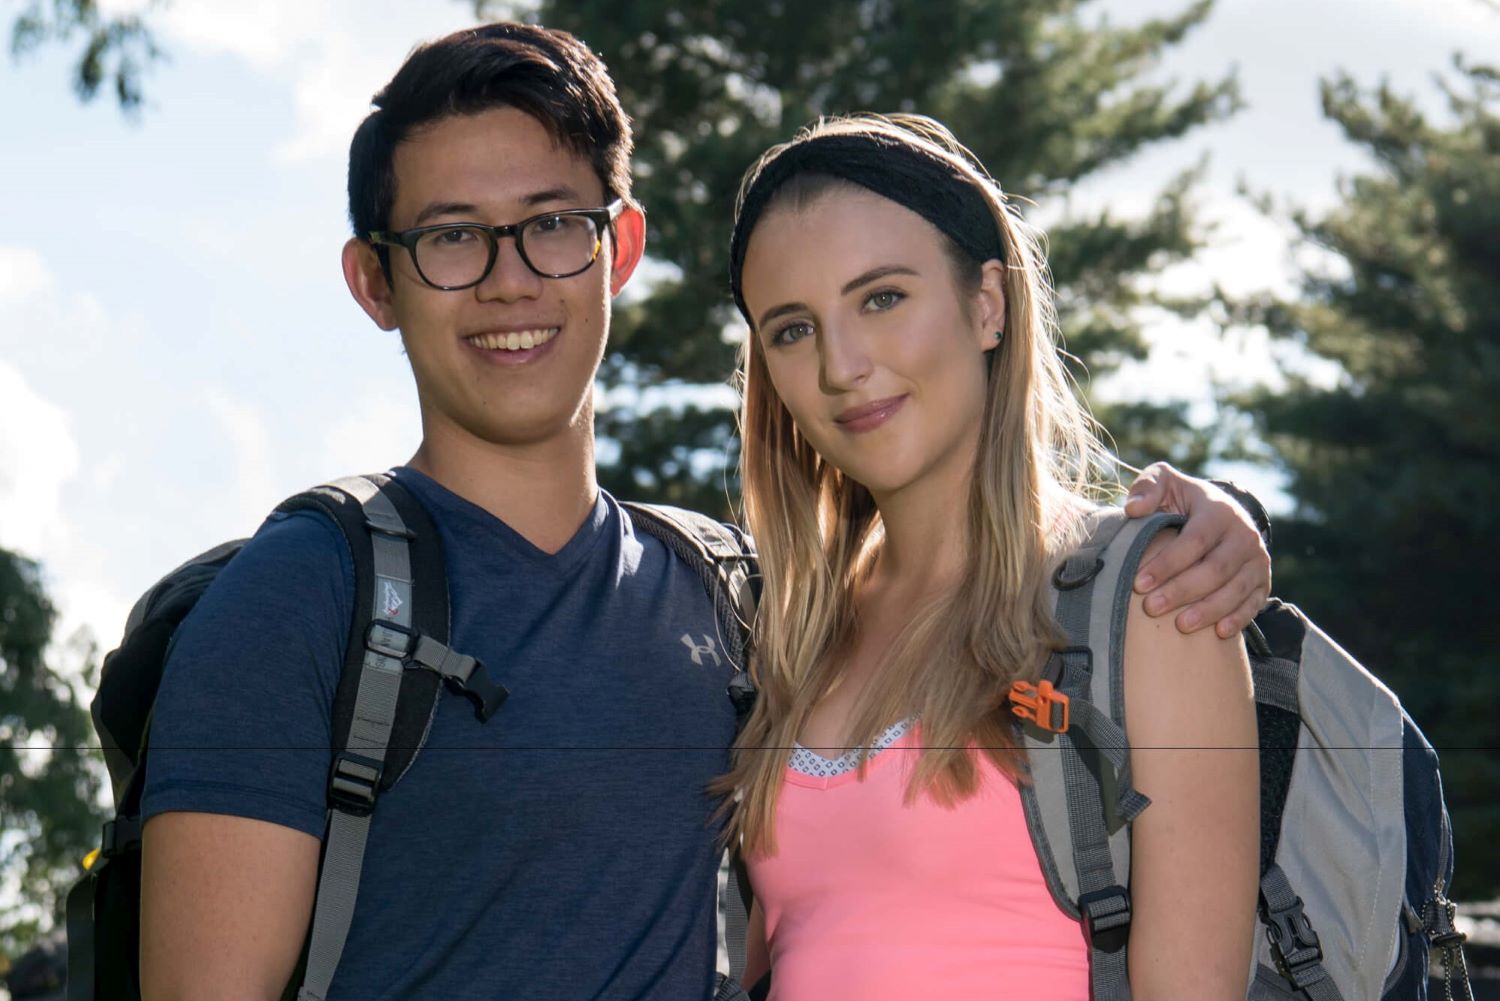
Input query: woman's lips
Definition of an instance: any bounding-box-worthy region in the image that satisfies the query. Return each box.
[834,395,907,433]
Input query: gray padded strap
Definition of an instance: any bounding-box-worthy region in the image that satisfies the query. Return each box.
[1053,531,1134,1001]
[1259,863,1344,1001]
[298,478,413,1001]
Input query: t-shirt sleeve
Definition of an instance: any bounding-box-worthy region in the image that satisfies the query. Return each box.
[141,510,354,838]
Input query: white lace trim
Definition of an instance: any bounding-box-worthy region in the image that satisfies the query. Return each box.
[788,717,915,778]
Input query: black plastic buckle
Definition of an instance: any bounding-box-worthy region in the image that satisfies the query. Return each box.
[1263,896,1327,989]
[328,751,384,816]
[100,816,142,858]
[1053,646,1093,688]
[449,663,509,722]
[365,619,417,660]
[1079,884,1132,936]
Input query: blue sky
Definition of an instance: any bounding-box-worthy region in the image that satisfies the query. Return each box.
[2,0,1498,657]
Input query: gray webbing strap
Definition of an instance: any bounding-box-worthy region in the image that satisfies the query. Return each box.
[1254,656,1300,714]
[1259,863,1343,1001]
[297,480,414,1001]
[724,850,750,984]
[410,634,480,685]
[1054,514,1134,1001]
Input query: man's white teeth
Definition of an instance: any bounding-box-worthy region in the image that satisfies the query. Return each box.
[467,327,559,351]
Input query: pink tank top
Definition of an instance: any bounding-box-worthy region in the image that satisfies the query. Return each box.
[747,728,1089,1000]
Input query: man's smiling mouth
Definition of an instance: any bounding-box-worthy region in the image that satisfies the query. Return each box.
[465,327,560,351]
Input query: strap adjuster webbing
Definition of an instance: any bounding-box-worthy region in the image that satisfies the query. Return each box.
[328,751,384,816]
[1078,884,1132,936]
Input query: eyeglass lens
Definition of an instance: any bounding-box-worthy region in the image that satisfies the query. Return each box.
[415,214,603,286]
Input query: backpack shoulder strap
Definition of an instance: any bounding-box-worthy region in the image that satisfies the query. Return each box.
[1014,507,1184,1001]
[279,474,506,1001]
[621,501,759,676]
[621,502,761,994]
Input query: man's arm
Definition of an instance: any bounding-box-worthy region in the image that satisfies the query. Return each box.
[141,812,319,1001]
[1123,462,1273,638]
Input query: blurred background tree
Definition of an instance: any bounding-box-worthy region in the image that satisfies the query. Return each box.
[479,0,1241,512]
[1226,58,1500,896]
[0,548,106,967]
[8,0,160,110]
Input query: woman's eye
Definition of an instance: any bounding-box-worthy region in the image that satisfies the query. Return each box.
[771,322,813,346]
[866,289,904,311]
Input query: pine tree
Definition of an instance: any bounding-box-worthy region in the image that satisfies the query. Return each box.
[1232,59,1500,896]
[0,548,107,965]
[481,0,1243,512]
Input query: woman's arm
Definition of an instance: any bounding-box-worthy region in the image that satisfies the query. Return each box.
[1124,530,1260,1000]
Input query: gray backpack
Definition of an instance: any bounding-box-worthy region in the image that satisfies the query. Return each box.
[1011,508,1473,1000]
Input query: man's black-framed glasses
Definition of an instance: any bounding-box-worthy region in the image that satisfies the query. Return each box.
[368,200,624,290]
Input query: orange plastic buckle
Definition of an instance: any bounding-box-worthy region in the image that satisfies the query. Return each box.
[1009,679,1070,733]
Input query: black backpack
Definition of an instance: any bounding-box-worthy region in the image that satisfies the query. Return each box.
[65,474,759,1001]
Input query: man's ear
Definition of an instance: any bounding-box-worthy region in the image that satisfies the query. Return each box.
[608,204,647,297]
[342,238,399,331]
[973,258,1006,352]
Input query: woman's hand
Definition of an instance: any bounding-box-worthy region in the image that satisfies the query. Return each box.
[1123,462,1271,638]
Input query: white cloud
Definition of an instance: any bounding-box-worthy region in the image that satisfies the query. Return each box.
[152,0,482,163]
[0,363,80,559]
[201,389,281,528]
[0,247,148,654]
[319,387,423,477]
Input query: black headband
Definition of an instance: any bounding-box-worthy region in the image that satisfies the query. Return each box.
[728,132,1006,325]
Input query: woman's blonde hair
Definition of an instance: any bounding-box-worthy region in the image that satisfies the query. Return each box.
[717,113,1114,856]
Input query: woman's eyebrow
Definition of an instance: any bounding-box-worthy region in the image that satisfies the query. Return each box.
[841,264,918,295]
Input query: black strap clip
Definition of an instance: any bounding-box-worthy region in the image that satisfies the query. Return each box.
[328,751,384,816]
[100,816,143,858]
[1078,884,1132,936]
[1263,895,1327,989]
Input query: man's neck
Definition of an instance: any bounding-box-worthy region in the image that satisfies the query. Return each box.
[406,423,598,555]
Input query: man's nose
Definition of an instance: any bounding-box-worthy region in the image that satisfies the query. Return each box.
[476,233,543,303]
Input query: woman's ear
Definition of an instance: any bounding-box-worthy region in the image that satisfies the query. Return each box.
[973,258,1006,352]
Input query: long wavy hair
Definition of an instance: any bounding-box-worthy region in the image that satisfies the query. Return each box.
[717,114,1114,857]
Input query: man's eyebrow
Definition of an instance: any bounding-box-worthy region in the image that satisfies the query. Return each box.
[521,185,583,207]
[755,265,921,331]
[413,201,479,226]
[409,187,586,227]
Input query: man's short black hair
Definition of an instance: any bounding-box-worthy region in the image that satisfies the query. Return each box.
[348,22,636,249]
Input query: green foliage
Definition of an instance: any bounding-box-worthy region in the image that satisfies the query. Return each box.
[1230,58,1500,896]
[9,0,161,109]
[0,548,107,966]
[484,0,1242,515]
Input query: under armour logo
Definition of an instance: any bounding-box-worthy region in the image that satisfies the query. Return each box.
[380,579,404,619]
[681,633,722,667]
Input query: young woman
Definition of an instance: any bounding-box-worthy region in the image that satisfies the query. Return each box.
[720,114,1260,999]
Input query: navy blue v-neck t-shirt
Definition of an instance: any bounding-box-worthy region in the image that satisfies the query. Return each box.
[143,467,739,1000]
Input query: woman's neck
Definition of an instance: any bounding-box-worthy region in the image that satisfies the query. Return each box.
[867,473,971,603]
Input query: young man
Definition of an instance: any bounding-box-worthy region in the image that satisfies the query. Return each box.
[138,22,1271,1001]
